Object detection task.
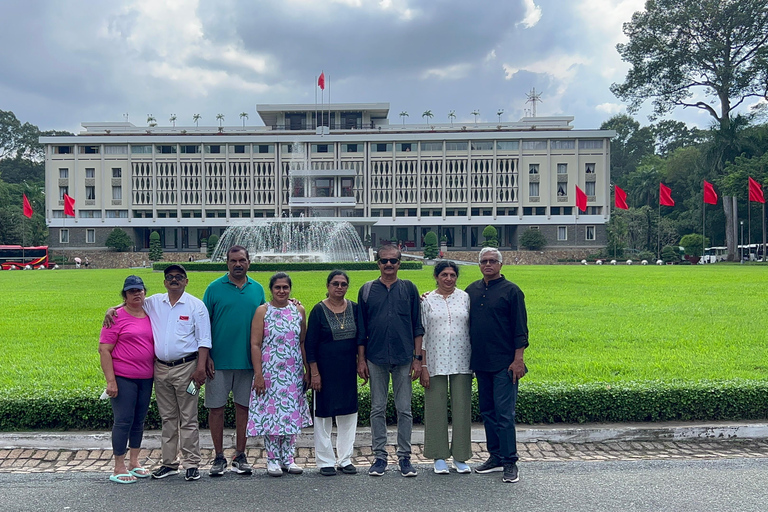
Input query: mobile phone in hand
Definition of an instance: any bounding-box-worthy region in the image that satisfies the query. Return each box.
[186,380,198,396]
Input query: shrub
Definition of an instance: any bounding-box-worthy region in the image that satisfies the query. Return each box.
[482,225,499,247]
[519,228,547,250]
[423,231,438,259]
[661,245,679,263]
[105,227,132,252]
[206,234,219,258]
[148,231,162,261]
[680,234,709,257]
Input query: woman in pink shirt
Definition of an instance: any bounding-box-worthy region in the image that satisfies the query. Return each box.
[99,275,155,484]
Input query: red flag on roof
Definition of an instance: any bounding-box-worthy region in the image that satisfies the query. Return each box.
[614,185,628,210]
[659,183,674,206]
[318,72,325,90]
[575,185,587,212]
[64,194,76,217]
[22,194,33,218]
[703,180,718,205]
[748,177,765,203]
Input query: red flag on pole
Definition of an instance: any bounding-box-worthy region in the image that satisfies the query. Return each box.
[748,177,765,203]
[64,194,76,217]
[659,183,674,206]
[575,185,587,212]
[614,185,628,210]
[703,180,718,205]
[318,72,325,90]
[22,194,33,218]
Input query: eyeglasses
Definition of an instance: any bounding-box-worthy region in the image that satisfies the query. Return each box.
[329,281,349,288]
[165,274,186,282]
[480,259,500,266]
[379,258,400,265]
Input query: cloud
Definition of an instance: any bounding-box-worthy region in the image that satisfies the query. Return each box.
[519,0,542,28]
[596,103,625,115]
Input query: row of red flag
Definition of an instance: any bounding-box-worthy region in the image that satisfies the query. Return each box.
[600,178,766,211]
[21,193,75,219]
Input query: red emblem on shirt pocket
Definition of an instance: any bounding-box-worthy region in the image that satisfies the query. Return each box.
[179,316,189,320]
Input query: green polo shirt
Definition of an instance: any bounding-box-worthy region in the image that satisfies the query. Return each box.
[203,274,265,370]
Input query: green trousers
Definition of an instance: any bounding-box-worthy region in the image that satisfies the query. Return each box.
[423,373,473,461]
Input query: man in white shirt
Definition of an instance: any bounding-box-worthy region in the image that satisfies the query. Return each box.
[146,264,212,481]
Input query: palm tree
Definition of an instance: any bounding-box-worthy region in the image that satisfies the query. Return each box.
[497,109,504,123]
[169,114,177,127]
[216,113,225,127]
[240,112,249,127]
[471,110,480,124]
[399,111,409,125]
[422,110,433,126]
[146,114,156,127]
[448,110,456,126]
[193,114,201,127]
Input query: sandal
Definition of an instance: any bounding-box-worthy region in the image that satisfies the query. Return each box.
[109,473,137,484]
[129,467,150,478]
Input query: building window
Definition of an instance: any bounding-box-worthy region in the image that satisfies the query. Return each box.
[585,163,596,173]
[342,143,359,153]
[206,145,222,154]
[313,178,333,197]
[372,143,392,152]
[579,140,604,150]
[529,182,539,197]
[112,186,122,200]
[60,229,69,244]
[420,142,442,151]
[55,146,73,154]
[104,145,128,154]
[256,144,273,154]
[586,226,596,241]
[557,183,567,196]
[79,146,100,154]
[312,144,333,153]
[231,145,248,154]
[396,142,415,152]
[112,168,122,178]
[105,210,128,218]
[445,141,467,151]
[156,145,177,154]
[79,211,101,218]
[59,168,69,179]
[557,163,568,174]
[341,178,354,197]
[85,168,95,178]
[522,140,547,150]
[131,145,152,154]
[180,145,201,154]
[86,229,95,244]
[551,140,575,150]
[585,181,596,196]
[471,141,494,151]
[59,186,68,200]
[496,141,519,151]
[85,186,95,200]
[558,226,567,241]
[529,164,539,174]
[586,206,602,215]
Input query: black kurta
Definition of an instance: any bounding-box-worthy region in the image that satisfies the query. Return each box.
[305,300,359,417]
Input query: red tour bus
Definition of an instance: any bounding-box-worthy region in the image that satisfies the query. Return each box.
[0,245,52,270]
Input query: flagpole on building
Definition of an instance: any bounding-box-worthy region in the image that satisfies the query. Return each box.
[748,188,752,257]
[657,201,661,260]
[702,199,706,261]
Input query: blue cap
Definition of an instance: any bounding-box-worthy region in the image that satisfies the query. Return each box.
[123,275,145,291]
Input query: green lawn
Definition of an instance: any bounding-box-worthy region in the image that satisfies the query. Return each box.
[1,264,766,397]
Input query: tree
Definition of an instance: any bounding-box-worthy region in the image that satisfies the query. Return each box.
[611,0,768,260]
[146,114,156,127]
[497,109,504,123]
[600,114,655,183]
[216,114,225,127]
[105,227,132,252]
[207,234,219,258]
[193,114,201,127]
[149,230,163,261]
[240,112,249,127]
[423,231,438,259]
[399,111,408,125]
[0,109,45,160]
[448,110,456,125]
[482,225,499,247]
[661,245,679,263]
[422,110,433,126]
[471,110,480,124]
[519,228,546,250]
[169,114,177,127]
[680,233,709,256]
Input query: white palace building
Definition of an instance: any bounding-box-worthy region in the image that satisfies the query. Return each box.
[41,102,614,253]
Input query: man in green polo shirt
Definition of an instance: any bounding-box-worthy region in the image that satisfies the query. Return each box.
[203,245,265,477]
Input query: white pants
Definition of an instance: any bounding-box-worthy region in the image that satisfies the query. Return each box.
[313,413,358,468]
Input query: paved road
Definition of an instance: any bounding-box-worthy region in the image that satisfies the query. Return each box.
[1,458,767,512]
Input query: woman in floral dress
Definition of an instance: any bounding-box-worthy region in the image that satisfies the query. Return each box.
[248,272,312,477]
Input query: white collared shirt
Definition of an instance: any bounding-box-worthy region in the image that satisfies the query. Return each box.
[143,291,212,362]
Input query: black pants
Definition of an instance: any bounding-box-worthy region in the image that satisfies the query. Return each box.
[110,375,153,456]
[476,369,519,464]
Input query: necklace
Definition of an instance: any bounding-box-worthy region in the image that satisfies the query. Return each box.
[326,299,346,329]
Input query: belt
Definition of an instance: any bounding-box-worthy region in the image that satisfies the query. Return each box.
[157,353,198,367]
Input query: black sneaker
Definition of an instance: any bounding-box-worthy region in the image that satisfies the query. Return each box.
[339,464,357,475]
[185,468,200,481]
[231,453,253,475]
[399,458,417,477]
[151,466,179,479]
[368,458,387,476]
[474,456,503,474]
[319,467,337,476]
[502,463,519,483]
[209,455,227,477]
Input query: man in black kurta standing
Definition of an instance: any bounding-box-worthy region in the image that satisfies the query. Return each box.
[465,247,529,483]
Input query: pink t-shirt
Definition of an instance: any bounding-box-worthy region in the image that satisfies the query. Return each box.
[99,309,155,379]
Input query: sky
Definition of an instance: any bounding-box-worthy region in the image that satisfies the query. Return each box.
[0,0,745,134]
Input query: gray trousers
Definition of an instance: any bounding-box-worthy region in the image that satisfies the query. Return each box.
[423,373,472,462]
[368,361,412,460]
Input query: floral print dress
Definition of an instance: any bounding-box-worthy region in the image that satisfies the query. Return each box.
[247,303,312,436]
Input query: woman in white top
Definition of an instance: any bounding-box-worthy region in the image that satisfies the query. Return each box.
[419,260,472,474]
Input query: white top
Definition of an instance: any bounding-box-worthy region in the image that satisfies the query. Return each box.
[144,291,212,362]
[420,289,471,376]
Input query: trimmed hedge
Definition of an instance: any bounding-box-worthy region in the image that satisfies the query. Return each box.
[3,379,768,431]
[153,261,423,272]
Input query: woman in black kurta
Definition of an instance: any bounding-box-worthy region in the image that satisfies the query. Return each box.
[306,270,359,476]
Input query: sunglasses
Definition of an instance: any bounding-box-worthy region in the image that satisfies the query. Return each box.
[165,274,186,282]
[480,259,499,265]
[379,258,400,265]
[329,281,349,288]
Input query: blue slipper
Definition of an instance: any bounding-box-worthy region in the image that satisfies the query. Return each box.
[129,467,150,478]
[109,473,137,484]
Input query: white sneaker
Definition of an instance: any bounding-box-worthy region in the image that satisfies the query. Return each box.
[280,462,303,474]
[453,460,471,474]
[267,461,283,477]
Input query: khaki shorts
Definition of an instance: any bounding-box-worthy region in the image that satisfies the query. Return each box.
[204,369,253,408]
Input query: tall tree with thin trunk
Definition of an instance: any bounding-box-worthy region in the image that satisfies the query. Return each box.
[611,0,768,260]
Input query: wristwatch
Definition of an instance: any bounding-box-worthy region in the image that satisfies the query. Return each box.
[413,354,423,361]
